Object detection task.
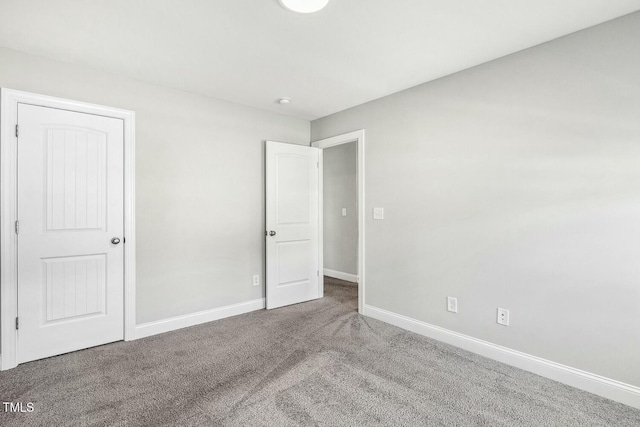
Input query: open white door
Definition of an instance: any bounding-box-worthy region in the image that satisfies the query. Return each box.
[17,103,124,363]
[265,141,320,309]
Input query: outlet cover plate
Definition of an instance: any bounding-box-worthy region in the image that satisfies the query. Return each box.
[497,308,510,326]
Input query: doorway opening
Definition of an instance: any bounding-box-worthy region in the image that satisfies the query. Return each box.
[312,130,365,314]
[321,142,358,310]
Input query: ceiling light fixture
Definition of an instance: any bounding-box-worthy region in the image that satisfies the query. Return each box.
[279,0,329,14]
[277,97,291,105]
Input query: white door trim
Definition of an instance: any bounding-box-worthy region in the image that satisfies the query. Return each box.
[312,130,365,314]
[0,88,136,370]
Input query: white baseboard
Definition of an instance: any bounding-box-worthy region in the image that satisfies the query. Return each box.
[363,304,640,409]
[324,268,358,283]
[135,298,265,339]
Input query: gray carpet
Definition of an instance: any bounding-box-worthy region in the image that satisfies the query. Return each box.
[1,277,639,426]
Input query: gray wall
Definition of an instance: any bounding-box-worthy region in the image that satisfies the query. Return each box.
[323,142,357,276]
[0,46,310,325]
[311,12,640,387]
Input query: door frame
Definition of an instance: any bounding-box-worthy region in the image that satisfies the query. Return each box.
[0,88,136,370]
[312,130,365,314]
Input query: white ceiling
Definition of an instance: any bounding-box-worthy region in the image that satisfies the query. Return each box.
[1,0,639,120]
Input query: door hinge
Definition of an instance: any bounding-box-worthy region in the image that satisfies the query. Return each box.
[317,162,319,168]
[15,220,19,234]
[317,270,319,277]
[15,317,19,330]
[15,124,19,138]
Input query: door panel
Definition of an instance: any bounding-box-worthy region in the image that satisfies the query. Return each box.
[266,141,320,309]
[277,155,311,224]
[46,128,106,230]
[277,240,311,285]
[43,254,106,322]
[17,103,124,363]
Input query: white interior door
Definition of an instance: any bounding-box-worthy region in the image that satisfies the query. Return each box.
[266,141,320,309]
[17,103,124,363]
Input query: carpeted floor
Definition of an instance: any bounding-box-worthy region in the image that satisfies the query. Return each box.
[1,277,639,426]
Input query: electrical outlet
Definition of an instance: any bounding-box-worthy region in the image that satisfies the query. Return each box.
[447,297,458,313]
[497,308,509,326]
[342,208,347,216]
[252,274,260,287]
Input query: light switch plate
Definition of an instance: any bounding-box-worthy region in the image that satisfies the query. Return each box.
[447,297,458,313]
[373,207,384,220]
[342,208,347,216]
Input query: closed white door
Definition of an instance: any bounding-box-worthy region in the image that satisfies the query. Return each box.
[17,103,124,363]
[265,141,320,309]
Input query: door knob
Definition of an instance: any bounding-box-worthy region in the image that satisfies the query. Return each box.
[111,237,121,245]
[269,231,276,236]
